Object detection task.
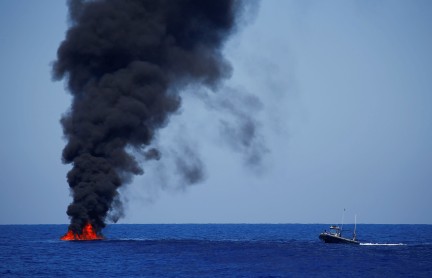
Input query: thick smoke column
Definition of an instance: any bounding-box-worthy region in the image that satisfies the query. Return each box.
[53,0,244,233]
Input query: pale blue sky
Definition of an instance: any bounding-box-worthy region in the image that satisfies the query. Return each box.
[0,0,431,224]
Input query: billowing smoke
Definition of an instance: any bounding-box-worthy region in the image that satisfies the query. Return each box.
[53,0,248,233]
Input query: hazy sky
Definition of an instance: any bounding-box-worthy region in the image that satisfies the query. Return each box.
[1,0,431,224]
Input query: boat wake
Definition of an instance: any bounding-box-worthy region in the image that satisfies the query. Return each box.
[360,243,406,246]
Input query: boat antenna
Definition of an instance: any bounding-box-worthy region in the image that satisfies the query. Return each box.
[353,214,357,240]
[340,208,346,236]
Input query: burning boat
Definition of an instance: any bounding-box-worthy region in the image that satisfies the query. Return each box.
[61,222,103,241]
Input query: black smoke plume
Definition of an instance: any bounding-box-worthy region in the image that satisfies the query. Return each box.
[53,0,245,233]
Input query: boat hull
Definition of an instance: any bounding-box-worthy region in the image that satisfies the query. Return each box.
[319,233,359,244]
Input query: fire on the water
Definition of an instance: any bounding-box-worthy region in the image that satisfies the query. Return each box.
[61,222,103,241]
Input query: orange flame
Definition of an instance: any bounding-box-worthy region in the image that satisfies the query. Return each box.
[61,222,103,241]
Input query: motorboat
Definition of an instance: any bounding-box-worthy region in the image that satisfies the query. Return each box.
[319,225,359,244]
[319,211,360,244]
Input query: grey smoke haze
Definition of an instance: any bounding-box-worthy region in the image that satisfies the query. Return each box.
[53,0,256,233]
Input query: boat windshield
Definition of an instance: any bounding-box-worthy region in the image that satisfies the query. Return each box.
[328,226,342,236]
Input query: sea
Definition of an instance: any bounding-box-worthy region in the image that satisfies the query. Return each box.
[1,224,431,277]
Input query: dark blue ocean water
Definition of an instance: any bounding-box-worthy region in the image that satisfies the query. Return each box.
[1,224,431,277]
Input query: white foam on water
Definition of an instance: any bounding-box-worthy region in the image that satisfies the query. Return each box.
[360,243,406,246]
